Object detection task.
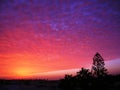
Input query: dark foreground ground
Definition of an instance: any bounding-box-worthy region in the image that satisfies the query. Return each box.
[0,75,120,90]
[0,80,61,90]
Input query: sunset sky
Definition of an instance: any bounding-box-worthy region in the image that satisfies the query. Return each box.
[0,0,120,79]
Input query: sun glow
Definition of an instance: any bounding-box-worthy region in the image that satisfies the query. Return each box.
[13,68,33,78]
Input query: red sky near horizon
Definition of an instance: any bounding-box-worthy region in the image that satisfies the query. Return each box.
[0,0,120,80]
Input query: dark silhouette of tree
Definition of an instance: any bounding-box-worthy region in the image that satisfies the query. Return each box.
[59,52,111,90]
[91,52,108,77]
[64,74,73,80]
[75,68,92,90]
[59,74,77,90]
[76,68,91,80]
[59,75,71,88]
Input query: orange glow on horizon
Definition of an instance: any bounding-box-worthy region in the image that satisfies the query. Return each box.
[13,67,33,78]
[0,52,94,79]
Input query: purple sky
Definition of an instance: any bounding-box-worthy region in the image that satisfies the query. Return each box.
[0,0,120,79]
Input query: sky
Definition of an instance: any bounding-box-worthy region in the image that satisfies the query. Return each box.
[0,0,120,80]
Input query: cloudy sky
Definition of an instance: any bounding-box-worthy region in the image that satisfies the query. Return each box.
[0,0,120,79]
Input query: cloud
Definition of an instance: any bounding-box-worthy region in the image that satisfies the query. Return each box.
[105,59,120,74]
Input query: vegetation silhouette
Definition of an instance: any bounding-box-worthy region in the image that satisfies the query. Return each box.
[59,52,120,90]
[91,52,108,77]
[0,52,120,90]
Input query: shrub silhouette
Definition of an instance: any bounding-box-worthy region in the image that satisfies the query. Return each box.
[75,68,92,89]
[59,74,76,90]
[59,68,92,90]
[76,68,92,79]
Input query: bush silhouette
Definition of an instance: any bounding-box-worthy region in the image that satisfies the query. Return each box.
[76,68,92,79]
[59,74,76,90]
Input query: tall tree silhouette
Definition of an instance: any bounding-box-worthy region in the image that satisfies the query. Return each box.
[91,52,108,77]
